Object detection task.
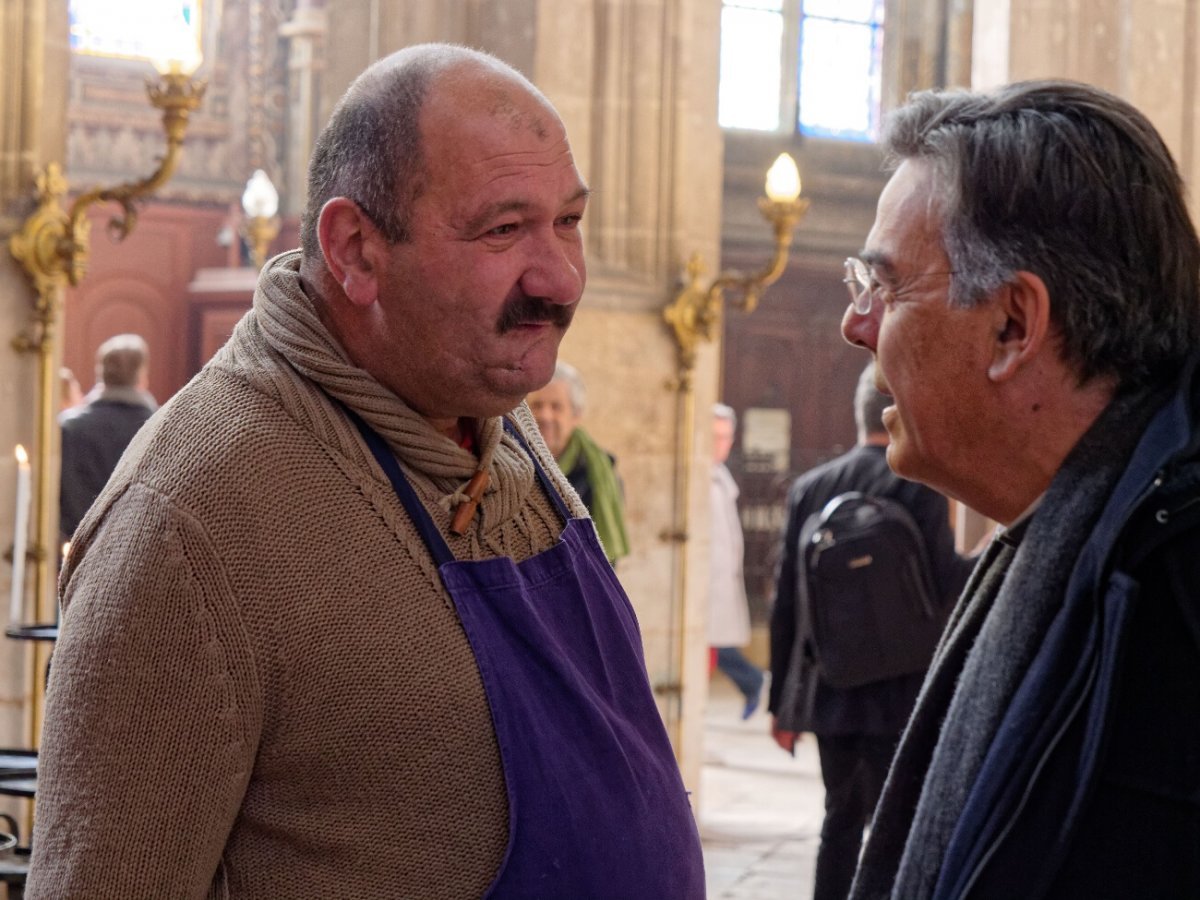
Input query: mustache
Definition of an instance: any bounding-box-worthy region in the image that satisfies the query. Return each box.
[496,294,574,334]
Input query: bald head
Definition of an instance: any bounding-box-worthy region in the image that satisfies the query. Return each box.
[300,44,555,273]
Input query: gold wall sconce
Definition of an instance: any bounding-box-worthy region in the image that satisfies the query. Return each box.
[6,58,206,651]
[11,63,207,300]
[662,153,808,377]
[657,153,808,756]
[241,169,281,270]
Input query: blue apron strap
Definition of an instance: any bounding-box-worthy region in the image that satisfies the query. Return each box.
[503,417,572,523]
[341,405,456,568]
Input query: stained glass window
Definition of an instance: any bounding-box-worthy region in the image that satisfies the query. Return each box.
[69,0,202,67]
[798,0,884,140]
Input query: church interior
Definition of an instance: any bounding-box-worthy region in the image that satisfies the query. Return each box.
[0,0,1196,891]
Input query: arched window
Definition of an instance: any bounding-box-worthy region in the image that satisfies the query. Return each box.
[719,0,885,141]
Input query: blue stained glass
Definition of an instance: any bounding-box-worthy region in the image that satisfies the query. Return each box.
[798,18,881,140]
[719,6,784,131]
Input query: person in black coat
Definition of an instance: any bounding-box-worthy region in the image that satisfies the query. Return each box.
[59,334,157,540]
[769,363,974,900]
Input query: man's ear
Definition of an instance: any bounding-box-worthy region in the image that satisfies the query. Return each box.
[317,198,382,307]
[988,270,1051,383]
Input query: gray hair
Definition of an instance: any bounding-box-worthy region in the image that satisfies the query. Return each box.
[713,402,737,430]
[882,80,1200,390]
[300,43,541,262]
[853,362,889,438]
[551,360,587,416]
[96,334,148,388]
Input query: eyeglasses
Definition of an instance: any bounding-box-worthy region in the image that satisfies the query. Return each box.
[843,256,955,315]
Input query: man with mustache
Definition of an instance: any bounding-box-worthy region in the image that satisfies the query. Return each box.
[29,44,704,899]
[841,81,1200,898]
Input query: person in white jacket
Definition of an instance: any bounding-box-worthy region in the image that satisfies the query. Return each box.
[709,403,765,719]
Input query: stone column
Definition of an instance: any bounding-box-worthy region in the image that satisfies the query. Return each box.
[280,0,328,217]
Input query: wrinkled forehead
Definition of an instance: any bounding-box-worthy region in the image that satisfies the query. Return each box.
[866,159,948,267]
[423,63,566,144]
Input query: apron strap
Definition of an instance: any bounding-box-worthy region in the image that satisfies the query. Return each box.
[502,418,572,523]
[340,405,572,566]
[343,405,456,567]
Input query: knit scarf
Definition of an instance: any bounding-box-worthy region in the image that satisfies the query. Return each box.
[557,427,630,562]
[850,384,1167,900]
[228,250,549,532]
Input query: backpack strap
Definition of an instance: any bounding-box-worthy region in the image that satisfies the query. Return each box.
[775,509,824,733]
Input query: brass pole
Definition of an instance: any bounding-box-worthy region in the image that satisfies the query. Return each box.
[31,292,58,626]
[29,285,60,755]
[664,367,696,757]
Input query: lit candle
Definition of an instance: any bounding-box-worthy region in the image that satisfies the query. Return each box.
[10,446,30,625]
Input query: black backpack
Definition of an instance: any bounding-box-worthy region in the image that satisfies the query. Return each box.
[799,491,946,689]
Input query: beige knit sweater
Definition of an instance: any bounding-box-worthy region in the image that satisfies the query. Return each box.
[28,251,589,899]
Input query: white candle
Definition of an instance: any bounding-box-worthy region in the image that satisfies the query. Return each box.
[10,446,30,625]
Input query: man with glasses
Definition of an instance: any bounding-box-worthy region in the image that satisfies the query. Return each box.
[841,81,1200,899]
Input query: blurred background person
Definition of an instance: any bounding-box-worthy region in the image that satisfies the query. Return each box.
[59,334,157,539]
[528,361,630,565]
[710,402,765,719]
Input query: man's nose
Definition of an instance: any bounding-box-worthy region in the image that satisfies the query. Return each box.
[521,231,585,306]
[841,301,880,351]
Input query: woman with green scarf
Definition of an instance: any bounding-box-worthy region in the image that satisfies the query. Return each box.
[528,362,630,565]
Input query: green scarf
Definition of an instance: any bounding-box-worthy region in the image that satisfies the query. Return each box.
[557,427,630,563]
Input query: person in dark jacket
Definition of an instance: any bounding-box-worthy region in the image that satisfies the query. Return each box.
[769,363,974,900]
[840,80,1200,899]
[59,333,157,539]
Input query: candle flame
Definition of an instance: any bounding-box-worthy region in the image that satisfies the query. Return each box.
[14,445,27,466]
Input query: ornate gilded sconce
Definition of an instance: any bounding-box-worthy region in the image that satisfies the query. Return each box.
[241,169,281,270]
[662,153,808,377]
[657,153,808,755]
[6,60,206,653]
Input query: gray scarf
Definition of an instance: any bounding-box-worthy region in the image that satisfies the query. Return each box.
[850,386,1164,900]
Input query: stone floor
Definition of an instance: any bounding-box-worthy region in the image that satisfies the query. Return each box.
[699,677,825,899]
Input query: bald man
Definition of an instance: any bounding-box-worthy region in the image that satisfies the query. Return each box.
[32,44,703,899]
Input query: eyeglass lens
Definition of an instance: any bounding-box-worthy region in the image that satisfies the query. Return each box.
[843,258,872,314]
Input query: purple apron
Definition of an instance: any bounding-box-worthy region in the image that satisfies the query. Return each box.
[350,412,706,899]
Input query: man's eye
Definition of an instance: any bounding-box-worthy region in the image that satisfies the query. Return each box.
[487,223,518,237]
[558,214,583,228]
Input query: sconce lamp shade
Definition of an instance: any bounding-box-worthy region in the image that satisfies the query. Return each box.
[150,12,204,76]
[242,170,280,219]
[764,153,801,203]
